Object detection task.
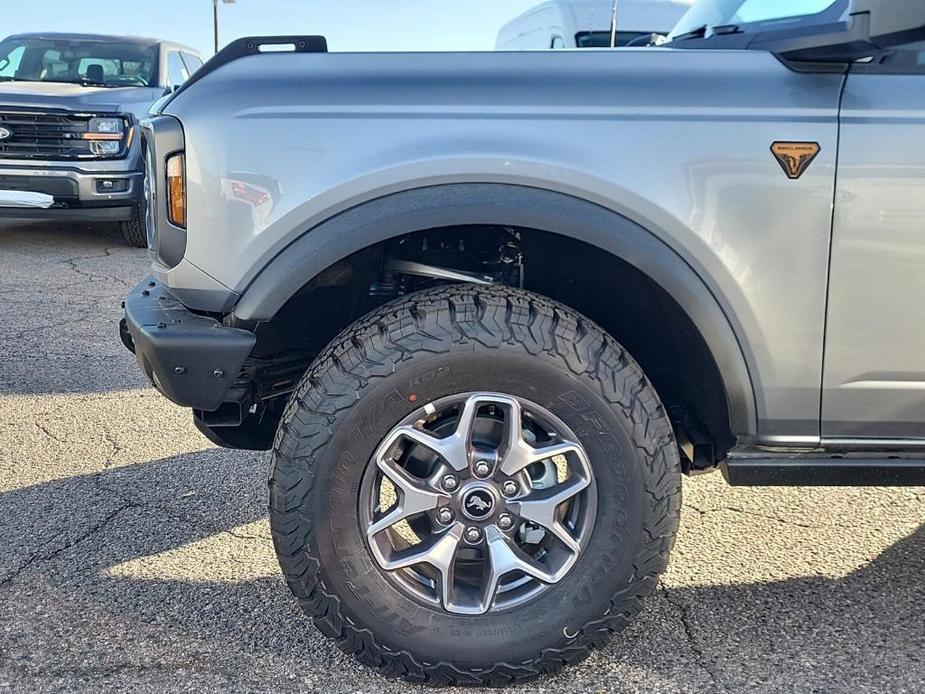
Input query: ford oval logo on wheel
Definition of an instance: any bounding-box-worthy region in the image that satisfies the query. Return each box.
[0,127,11,141]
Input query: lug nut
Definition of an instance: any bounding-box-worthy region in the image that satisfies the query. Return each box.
[464,526,482,544]
[497,513,515,531]
[501,480,519,497]
[473,461,492,478]
[442,474,458,492]
[436,508,454,525]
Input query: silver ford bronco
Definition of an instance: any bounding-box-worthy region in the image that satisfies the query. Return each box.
[120,0,925,685]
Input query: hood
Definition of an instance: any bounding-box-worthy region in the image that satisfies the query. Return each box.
[0,81,164,119]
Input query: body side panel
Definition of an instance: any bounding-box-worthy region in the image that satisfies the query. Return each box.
[166,48,844,439]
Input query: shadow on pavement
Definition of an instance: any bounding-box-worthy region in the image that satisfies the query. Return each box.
[1,448,922,690]
[0,219,124,246]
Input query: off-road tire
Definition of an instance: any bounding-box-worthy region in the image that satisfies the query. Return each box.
[268,285,681,686]
[119,205,147,248]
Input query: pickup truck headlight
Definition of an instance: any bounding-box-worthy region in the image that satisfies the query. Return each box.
[166,153,187,228]
[88,117,125,135]
[82,116,129,156]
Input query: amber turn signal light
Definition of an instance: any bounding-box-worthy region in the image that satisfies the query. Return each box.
[166,153,186,228]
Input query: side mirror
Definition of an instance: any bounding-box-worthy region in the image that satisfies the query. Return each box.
[755,0,925,62]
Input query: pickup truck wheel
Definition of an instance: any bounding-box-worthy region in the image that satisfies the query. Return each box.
[118,205,147,248]
[268,285,681,686]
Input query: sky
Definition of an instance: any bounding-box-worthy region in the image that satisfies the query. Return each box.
[0,0,544,56]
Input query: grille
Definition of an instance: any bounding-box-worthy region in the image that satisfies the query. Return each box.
[0,111,124,160]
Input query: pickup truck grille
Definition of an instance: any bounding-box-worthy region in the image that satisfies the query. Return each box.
[0,111,122,160]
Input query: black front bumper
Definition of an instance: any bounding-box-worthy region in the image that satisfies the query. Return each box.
[121,276,255,411]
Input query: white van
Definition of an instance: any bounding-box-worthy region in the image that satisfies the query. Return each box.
[496,0,693,50]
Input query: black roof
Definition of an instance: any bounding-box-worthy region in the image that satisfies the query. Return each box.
[4,32,200,56]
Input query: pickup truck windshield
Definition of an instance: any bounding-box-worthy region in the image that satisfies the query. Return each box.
[668,0,847,41]
[0,37,157,87]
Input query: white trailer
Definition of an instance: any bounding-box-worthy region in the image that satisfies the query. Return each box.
[496,0,693,50]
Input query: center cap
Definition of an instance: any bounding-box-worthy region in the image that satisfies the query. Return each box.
[461,488,495,520]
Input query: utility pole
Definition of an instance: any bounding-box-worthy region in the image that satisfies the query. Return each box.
[609,0,619,48]
[213,0,237,54]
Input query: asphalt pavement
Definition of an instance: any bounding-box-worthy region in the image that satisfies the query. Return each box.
[0,220,923,693]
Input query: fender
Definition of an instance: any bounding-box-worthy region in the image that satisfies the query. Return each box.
[231,183,757,436]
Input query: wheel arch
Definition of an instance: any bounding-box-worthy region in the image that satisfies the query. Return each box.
[231,183,757,438]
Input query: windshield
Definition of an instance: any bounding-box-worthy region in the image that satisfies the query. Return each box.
[668,0,847,40]
[576,31,659,48]
[0,37,157,87]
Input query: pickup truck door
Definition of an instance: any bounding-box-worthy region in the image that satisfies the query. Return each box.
[822,48,925,440]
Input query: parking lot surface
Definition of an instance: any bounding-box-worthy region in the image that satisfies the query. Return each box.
[0,220,923,693]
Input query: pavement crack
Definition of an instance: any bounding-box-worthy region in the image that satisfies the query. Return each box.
[0,502,139,587]
[684,502,850,530]
[102,429,122,468]
[57,249,131,288]
[660,585,721,691]
[5,314,93,340]
[226,528,268,542]
[34,420,66,444]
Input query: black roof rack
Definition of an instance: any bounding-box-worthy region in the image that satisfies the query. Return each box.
[170,35,327,99]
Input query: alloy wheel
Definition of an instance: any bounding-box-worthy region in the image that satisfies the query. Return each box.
[359,392,597,615]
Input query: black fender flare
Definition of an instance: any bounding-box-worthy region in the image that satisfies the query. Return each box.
[232,183,757,436]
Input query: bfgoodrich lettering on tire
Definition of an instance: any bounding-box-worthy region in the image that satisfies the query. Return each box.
[268,285,681,686]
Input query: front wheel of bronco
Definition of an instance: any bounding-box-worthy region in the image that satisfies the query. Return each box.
[269,286,681,686]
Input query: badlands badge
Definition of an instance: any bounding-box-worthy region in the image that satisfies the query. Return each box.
[771,142,821,180]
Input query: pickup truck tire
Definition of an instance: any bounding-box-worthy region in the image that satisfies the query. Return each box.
[268,285,681,686]
[118,205,147,248]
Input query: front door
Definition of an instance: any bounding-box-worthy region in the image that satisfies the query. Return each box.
[823,47,925,440]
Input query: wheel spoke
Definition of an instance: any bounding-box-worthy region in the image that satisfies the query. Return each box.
[367,457,447,539]
[386,425,468,472]
[493,395,524,459]
[442,393,521,471]
[379,525,464,612]
[499,439,583,477]
[390,394,552,476]
[380,525,463,576]
[510,477,588,553]
[480,526,557,613]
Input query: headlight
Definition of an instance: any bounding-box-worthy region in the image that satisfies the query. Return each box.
[82,116,127,157]
[88,140,121,156]
[166,153,186,228]
[88,117,125,135]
